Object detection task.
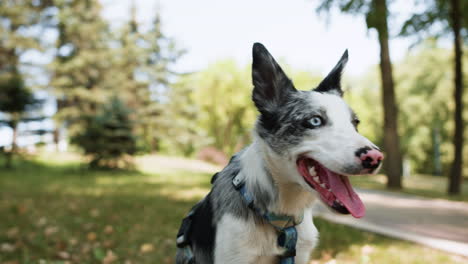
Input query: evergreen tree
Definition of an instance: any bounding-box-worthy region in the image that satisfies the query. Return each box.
[110,3,184,152]
[0,72,45,167]
[0,0,53,166]
[71,97,137,169]
[50,0,112,137]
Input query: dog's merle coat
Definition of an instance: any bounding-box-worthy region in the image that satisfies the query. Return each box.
[176,43,381,264]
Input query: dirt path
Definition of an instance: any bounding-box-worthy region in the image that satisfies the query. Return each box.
[314,188,468,257]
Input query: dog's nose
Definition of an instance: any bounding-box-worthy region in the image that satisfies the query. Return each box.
[355,147,383,169]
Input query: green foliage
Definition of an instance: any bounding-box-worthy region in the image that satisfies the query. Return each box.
[186,60,256,155]
[0,73,34,115]
[71,97,137,169]
[50,0,112,136]
[157,81,210,156]
[316,0,392,31]
[0,0,52,64]
[51,1,183,154]
[109,12,184,153]
[343,42,468,176]
[400,0,468,40]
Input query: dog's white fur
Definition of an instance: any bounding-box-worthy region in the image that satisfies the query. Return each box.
[213,92,376,263]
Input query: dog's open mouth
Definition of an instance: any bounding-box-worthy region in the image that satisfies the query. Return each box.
[297,157,365,218]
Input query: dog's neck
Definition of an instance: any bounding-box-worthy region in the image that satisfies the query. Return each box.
[240,136,316,218]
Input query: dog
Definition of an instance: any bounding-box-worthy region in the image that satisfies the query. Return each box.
[175,43,383,264]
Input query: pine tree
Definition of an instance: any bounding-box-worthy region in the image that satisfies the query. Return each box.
[0,0,52,167]
[71,97,137,169]
[110,3,184,152]
[50,0,112,137]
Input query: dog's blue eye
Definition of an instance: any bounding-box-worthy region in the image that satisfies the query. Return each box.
[309,116,323,127]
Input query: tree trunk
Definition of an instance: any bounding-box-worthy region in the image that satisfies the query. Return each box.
[11,122,18,153]
[6,122,18,168]
[375,0,403,189]
[448,0,464,195]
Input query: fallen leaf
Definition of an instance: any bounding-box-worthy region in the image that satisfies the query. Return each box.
[102,250,118,264]
[69,238,78,246]
[140,243,154,253]
[104,225,114,234]
[83,223,94,230]
[6,227,19,238]
[90,208,100,217]
[87,232,97,241]
[44,226,59,236]
[37,217,47,227]
[1,243,15,253]
[57,251,70,259]
[103,240,114,248]
[81,243,91,254]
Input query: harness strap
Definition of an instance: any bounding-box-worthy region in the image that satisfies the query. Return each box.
[232,173,302,263]
[176,204,198,263]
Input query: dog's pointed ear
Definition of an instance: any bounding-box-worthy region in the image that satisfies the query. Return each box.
[314,50,348,96]
[252,42,296,114]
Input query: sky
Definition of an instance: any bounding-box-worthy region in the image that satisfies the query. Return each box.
[1,0,419,147]
[101,0,415,76]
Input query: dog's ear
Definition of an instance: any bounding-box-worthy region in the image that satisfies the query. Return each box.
[314,50,348,96]
[252,42,296,114]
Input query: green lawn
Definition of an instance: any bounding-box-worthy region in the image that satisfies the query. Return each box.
[350,173,468,202]
[0,153,466,264]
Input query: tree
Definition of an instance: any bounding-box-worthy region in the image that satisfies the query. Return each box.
[71,97,137,169]
[394,43,455,176]
[317,0,404,189]
[50,0,112,138]
[401,0,467,194]
[0,0,53,166]
[0,72,44,167]
[158,80,210,156]
[188,60,256,155]
[110,4,183,153]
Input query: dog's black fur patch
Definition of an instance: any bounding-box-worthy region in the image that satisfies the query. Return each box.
[189,194,216,262]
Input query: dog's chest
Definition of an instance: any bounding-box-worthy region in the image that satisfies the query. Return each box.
[214,209,318,263]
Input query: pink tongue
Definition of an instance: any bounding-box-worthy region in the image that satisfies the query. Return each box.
[326,170,365,218]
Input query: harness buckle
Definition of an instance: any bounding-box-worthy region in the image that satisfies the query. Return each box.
[232,174,244,189]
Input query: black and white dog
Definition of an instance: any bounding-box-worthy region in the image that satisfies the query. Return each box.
[176,43,383,264]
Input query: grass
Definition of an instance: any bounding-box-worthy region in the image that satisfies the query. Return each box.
[0,153,466,264]
[350,173,468,202]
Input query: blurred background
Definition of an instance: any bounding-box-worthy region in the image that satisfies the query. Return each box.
[0,0,467,263]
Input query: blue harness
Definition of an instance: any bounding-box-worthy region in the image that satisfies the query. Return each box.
[176,172,303,264]
[232,174,303,264]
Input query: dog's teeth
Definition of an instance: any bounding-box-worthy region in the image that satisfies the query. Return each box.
[309,166,316,176]
[313,176,319,182]
[320,183,326,188]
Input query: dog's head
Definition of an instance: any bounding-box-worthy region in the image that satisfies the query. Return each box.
[251,43,383,218]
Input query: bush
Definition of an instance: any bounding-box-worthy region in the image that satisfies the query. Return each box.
[71,97,137,169]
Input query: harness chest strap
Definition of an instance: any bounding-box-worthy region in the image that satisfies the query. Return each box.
[232,173,303,264]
